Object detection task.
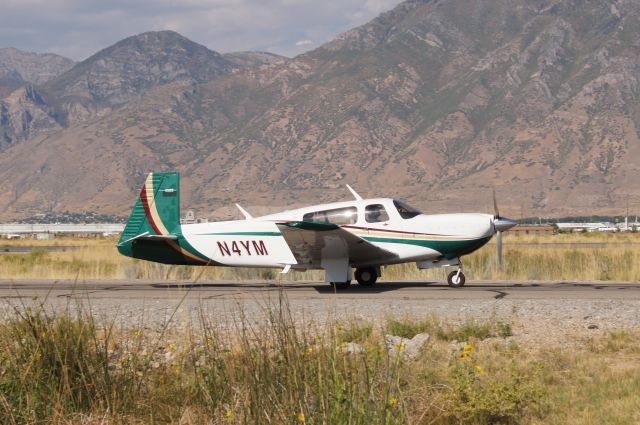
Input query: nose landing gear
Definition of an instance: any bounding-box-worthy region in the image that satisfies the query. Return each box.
[447,266,466,288]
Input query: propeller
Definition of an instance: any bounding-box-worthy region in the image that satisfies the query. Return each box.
[492,189,518,272]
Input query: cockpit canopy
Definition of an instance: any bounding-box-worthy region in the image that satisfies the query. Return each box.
[300,199,423,225]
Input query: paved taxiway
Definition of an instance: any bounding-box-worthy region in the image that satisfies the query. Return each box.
[1,279,639,301]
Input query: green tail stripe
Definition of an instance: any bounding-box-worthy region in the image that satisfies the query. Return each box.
[119,172,181,244]
[119,172,195,264]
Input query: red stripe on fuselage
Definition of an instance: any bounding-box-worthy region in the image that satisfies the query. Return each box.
[140,184,162,235]
[340,224,453,237]
[269,220,454,237]
[341,224,447,236]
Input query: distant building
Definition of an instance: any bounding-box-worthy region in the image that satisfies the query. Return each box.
[616,221,640,232]
[180,210,208,224]
[0,224,124,239]
[511,224,556,235]
[555,222,611,232]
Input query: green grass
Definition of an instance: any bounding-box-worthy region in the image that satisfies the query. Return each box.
[385,316,510,342]
[335,321,374,344]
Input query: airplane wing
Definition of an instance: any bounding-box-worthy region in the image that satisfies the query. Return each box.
[276,222,398,268]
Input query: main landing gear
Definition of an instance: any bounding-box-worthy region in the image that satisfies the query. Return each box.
[355,267,378,286]
[447,266,466,288]
[330,267,379,289]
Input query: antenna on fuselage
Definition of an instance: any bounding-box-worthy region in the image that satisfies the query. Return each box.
[235,203,253,220]
[346,184,363,201]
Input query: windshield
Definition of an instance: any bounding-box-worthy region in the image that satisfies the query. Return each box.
[393,200,422,219]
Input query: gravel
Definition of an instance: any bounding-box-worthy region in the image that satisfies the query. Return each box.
[2,293,639,348]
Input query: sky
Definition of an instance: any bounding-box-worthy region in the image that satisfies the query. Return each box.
[1,0,403,61]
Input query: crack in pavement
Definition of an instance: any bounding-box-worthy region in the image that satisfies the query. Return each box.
[491,290,508,299]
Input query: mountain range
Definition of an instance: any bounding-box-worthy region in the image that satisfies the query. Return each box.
[1,0,639,221]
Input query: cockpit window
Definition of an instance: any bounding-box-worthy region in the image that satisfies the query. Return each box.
[365,204,389,223]
[302,207,357,225]
[393,200,421,219]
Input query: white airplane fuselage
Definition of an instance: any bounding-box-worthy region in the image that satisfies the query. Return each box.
[182,198,494,269]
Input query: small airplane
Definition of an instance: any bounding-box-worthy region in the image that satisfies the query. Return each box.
[117,172,517,287]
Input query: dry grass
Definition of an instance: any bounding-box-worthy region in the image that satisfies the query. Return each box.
[1,297,640,424]
[387,232,640,282]
[1,233,640,281]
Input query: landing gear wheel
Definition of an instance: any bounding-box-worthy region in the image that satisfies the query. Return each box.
[355,268,377,286]
[330,280,351,289]
[447,271,466,288]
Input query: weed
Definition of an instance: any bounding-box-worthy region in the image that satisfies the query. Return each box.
[386,316,511,342]
[385,316,440,339]
[335,321,374,344]
[496,321,513,338]
[2,296,640,423]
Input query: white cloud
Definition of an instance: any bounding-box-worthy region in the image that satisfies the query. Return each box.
[0,0,404,60]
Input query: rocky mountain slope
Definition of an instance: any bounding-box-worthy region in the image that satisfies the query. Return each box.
[0,31,240,150]
[0,47,74,88]
[223,51,288,68]
[1,0,640,220]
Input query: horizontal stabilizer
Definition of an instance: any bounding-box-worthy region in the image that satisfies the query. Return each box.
[118,232,178,246]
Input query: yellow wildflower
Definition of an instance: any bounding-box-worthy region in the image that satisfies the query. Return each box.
[134,329,142,338]
[305,347,313,355]
[168,343,176,353]
[298,412,305,423]
[475,365,484,375]
[389,397,398,408]
[225,409,234,419]
[464,343,474,353]
[459,352,469,361]
[396,342,406,352]
[207,338,215,347]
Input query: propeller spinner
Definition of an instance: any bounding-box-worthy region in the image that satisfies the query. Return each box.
[492,189,518,271]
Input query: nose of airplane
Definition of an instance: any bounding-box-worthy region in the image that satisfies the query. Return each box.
[493,217,518,232]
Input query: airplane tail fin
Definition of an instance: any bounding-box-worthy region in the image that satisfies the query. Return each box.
[118,172,181,246]
[117,172,211,265]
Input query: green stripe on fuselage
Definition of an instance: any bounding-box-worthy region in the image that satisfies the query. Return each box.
[193,232,282,236]
[363,236,492,259]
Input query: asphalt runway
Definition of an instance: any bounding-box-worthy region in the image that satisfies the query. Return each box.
[1,279,639,301]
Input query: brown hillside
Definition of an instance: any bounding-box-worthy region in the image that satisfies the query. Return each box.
[1,0,640,220]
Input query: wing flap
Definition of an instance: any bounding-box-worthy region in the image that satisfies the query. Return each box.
[276,222,397,268]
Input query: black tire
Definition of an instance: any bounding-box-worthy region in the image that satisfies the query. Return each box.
[330,280,351,289]
[447,271,466,288]
[355,267,378,286]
